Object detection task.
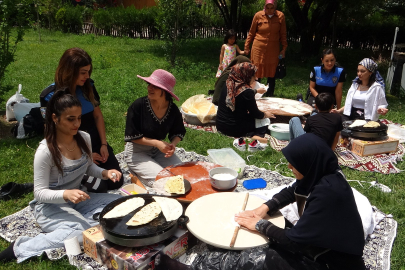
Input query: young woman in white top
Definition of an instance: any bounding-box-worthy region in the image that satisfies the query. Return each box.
[332,58,388,121]
[0,90,122,263]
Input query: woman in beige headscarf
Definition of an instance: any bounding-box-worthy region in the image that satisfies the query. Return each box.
[245,0,287,97]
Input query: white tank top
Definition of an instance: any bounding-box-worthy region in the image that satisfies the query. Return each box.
[352,90,367,109]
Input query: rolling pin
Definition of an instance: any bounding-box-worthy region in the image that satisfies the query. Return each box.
[230,193,249,247]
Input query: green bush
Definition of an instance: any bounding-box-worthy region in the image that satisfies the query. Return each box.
[55,5,86,34]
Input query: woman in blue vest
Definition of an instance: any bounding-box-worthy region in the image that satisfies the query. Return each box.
[40,48,123,193]
[307,48,346,109]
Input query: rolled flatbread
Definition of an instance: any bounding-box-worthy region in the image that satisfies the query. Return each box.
[164,175,185,194]
[103,197,145,219]
[126,202,162,226]
[349,120,367,128]
[153,196,183,222]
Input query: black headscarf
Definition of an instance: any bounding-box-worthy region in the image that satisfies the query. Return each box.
[282,134,365,256]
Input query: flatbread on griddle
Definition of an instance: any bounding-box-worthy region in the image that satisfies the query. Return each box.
[164,175,185,194]
[349,120,367,128]
[103,197,145,219]
[363,121,380,128]
[153,196,183,222]
[126,202,162,226]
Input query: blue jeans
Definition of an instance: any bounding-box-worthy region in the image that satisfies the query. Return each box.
[13,192,121,263]
[289,117,306,141]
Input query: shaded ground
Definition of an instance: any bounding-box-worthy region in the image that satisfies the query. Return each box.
[0,112,15,139]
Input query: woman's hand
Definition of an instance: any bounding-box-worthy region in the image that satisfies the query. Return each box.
[156,141,172,155]
[331,107,344,114]
[280,50,286,58]
[235,211,262,231]
[245,48,250,55]
[103,169,121,182]
[100,144,109,162]
[92,153,103,165]
[63,189,90,204]
[377,108,388,115]
[264,111,276,119]
[236,204,269,219]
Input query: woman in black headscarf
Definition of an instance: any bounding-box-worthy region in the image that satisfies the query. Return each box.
[235,133,366,270]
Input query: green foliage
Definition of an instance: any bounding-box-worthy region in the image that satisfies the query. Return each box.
[35,0,63,29]
[55,4,89,34]
[0,0,32,92]
[156,0,199,66]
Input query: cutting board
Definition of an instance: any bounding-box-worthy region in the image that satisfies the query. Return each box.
[185,192,285,250]
[155,161,237,203]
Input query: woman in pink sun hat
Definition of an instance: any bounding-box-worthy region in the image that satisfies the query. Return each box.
[124,69,186,187]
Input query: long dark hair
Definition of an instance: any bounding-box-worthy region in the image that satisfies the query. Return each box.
[55,47,98,106]
[355,70,376,87]
[44,90,92,172]
[224,29,237,44]
[320,48,340,68]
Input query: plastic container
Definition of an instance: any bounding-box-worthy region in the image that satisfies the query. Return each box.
[243,178,267,190]
[120,183,147,196]
[207,148,246,179]
[268,123,290,141]
[209,167,238,190]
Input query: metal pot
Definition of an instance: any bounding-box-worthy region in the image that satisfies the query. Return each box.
[97,194,188,247]
[341,120,388,141]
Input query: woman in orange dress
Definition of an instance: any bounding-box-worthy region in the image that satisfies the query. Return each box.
[244,0,287,97]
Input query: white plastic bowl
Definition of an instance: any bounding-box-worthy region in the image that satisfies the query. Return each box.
[268,123,290,141]
[209,167,238,190]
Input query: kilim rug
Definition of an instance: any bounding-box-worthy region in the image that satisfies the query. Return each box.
[0,149,397,270]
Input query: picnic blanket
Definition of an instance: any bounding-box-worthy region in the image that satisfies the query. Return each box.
[0,149,397,270]
[183,119,405,174]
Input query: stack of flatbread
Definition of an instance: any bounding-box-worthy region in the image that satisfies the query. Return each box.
[363,121,380,128]
[164,175,185,194]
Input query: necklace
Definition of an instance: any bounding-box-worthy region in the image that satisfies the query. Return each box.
[358,84,369,91]
[61,141,77,152]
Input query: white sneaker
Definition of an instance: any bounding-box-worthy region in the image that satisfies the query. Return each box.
[248,140,268,152]
[233,138,246,151]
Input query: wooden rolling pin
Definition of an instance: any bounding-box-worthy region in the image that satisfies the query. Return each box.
[230,193,249,247]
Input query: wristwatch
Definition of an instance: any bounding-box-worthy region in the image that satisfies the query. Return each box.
[255,219,267,232]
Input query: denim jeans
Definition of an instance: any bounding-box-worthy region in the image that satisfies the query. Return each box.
[289,117,306,141]
[13,192,121,263]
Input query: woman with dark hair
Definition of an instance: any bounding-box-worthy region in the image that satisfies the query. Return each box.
[124,69,186,187]
[307,48,346,109]
[40,47,123,193]
[235,133,366,270]
[216,62,274,152]
[244,0,287,97]
[0,91,121,263]
[333,58,388,121]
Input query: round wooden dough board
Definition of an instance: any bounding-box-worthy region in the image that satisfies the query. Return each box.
[185,192,285,250]
[256,97,313,116]
[155,161,237,204]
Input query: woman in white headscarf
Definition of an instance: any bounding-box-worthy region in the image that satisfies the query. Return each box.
[332,58,388,121]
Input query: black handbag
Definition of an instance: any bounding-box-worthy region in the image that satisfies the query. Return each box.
[275,58,286,79]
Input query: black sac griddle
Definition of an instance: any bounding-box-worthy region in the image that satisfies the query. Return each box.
[98,194,188,247]
[341,120,388,141]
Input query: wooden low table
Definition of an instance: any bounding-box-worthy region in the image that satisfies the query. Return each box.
[256,97,313,117]
[185,193,285,250]
[155,161,237,204]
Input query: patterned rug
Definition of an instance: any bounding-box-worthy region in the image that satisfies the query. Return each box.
[0,149,397,270]
[184,119,405,174]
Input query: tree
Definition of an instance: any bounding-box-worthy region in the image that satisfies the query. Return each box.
[284,0,339,57]
[0,0,32,92]
[210,0,257,31]
[156,0,198,66]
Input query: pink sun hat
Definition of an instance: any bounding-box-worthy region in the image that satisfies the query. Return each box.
[137,69,179,101]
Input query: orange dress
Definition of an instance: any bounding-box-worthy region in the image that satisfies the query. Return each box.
[245,10,287,78]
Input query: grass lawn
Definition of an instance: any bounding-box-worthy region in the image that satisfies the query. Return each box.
[0,29,405,269]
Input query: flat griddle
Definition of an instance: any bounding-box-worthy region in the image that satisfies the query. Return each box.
[342,120,388,140]
[99,194,186,247]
